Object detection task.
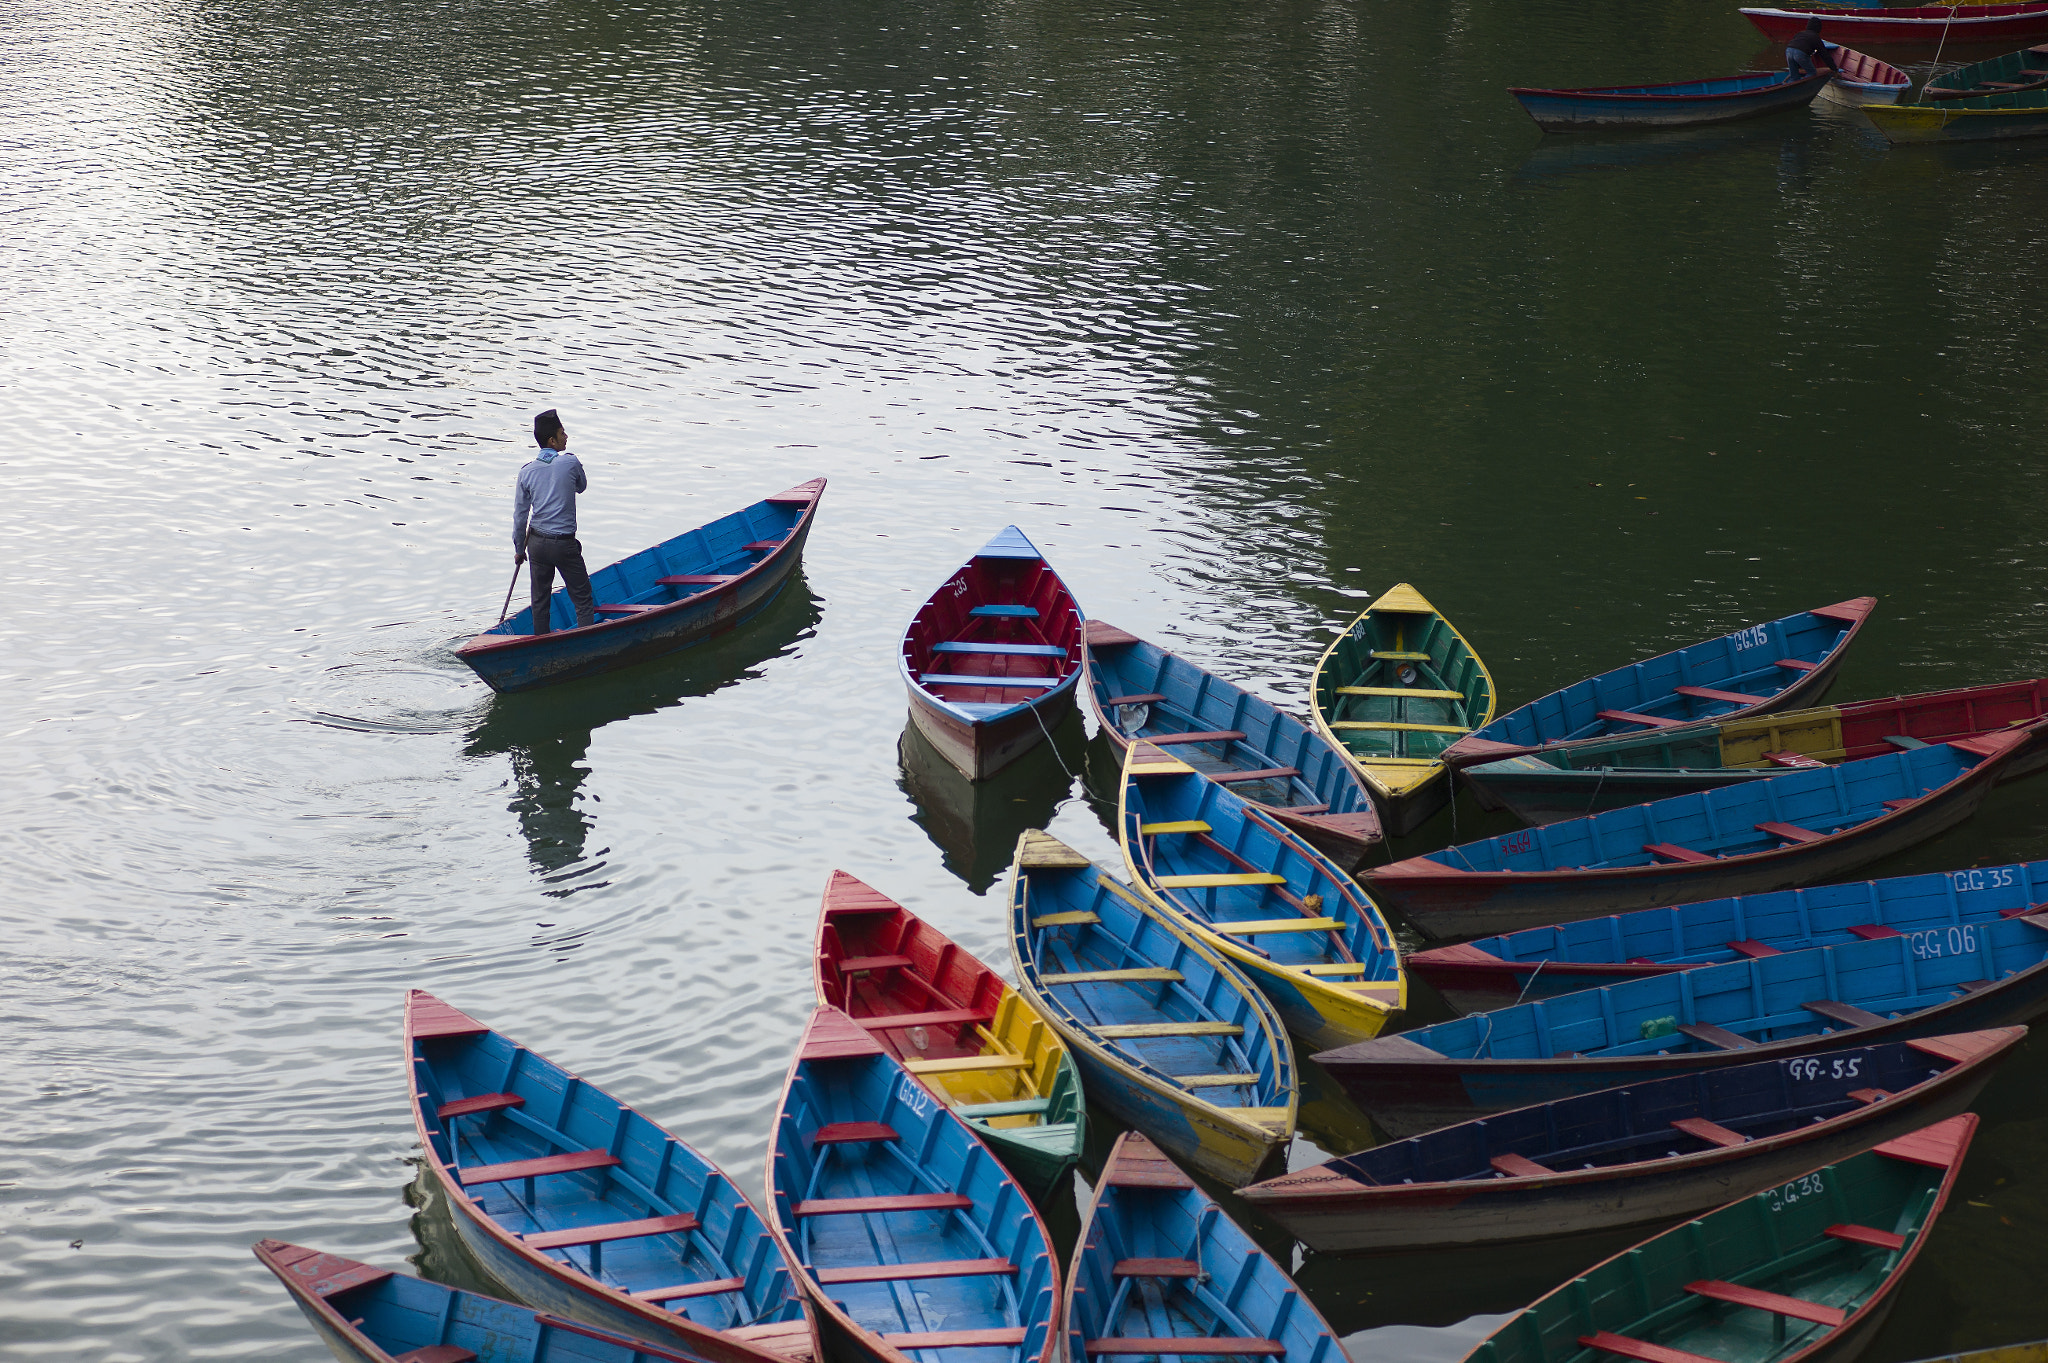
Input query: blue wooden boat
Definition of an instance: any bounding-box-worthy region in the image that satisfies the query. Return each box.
[1081,620,1382,869]
[765,1005,1060,1363]
[457,479,825,693]
[1444,598,1874,779]
[1366,724,2045,939]
[1311,909,2048,1137]
[1066,1132,1346,1363]
[1008,830,1299,1186]
[405,992,817,1363]
[901,527,1085,782]
[1238,1027,2020,1253]
[1510,68,1834,132]
[255,1239,749,1363]
[1409,858,2048,1015]
[1458,1115,1977,1363]
[1120,744,1406,1050]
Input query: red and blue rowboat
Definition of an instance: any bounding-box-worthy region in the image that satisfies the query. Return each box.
[1510,69,1832,132]
[901,527,1085,781]
[1446,598,1874,777]
[457,479,824,693]
[1744,1,2048,45]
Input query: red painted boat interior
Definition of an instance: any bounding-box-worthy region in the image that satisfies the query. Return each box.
[814,871,1003,1069]
[1837,677,2048,758]
[904,551,1082,707]
[1831,46,1909,85]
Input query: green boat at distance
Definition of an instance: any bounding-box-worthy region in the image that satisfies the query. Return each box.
[1866,44,2048,142]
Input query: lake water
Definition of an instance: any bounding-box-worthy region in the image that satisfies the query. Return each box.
[5,0,2048,1357]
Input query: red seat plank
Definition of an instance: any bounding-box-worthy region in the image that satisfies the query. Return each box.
[1208,767,1301,784]
[459,1150,619,1187]
[1776,658,1819,672]
[1755,821,1826,844]
[1103,692,1168,706]
[794,1193,971,1217]
[1083,621,1142,646]
[743,540,786,551]
[812,1122,899,1146]
[1804,999,1887,1029]
[886,1330,1030,1349]
[1489,1152,1551,1178]
[396,1348,479,1363]
[2000,902,2048,920]
[1114,1258,1202,1278]
[1579,1332,1729,1363]
[838,955,914,974]
[637,1277,746,1303]
[1670,1117,1747,1149]
[1825,1223,1906,1250]
[1674,685,1763,707]
[1845,924,1903,940]
[657,575,738,586]
[1086,1341,1285,1356]
[524,1213,700,1251]
[852,1008,992,1031]
[1644,843,1716,864]
[1598,709,1682,729]
[597,603,664,614]
[815,1258,1015,1285]
[1846,1088,1893,1105]
[1677,1023,1755,1051]
[1881,799,1919,812]
[1146,731,1248,747]
[1764,751,1827,769]
[409,994,489,1039]
[1725,939,1780,958]
[1683,1280,1845,1327]
[437,1093,524,1121]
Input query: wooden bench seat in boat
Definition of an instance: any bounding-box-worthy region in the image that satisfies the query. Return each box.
[1086,1340,1285,1356]
[1031,910,1101,927]
[1764,751,1827,769]
[436,1093,523,1120]
[1092,1021,1245,1039]
[1579,1332,1726,1363]
[1756,821,1826,844]
[1336,686,1466,700]
[1155,873,1287,889]
[1670,1117,1748,1148]
[1039,968,1184,985]
[1884,735,1930,751]
[886,1329,1029,1349]
[1805,1000,1889,1028]
[816,1259,1016,1285]
[1102,692,1167,706]
[596,603,665,614]
[1776,658,1818,672]
[657,574,738,585]
[811,1122,900,1145]
[1139,820,1212,835]
[932,642,1069,657]
[920,673,1061,689]
[970,604,1039,618]
[1825,1223,1905,1250]
[1329,721,1471,734]
[837,954,911,973]
[1113,1259,1201,1278]
[1213,917,1344,935]
[1369,651,1433,662]
[1178,1073,1260,1088]
[458,1149,619,1186]
[795,1193,972,1217]
[1143,731,1246,746]
[1598,709,1682,729]
[743,539,786,551]
[1489,1152,1550,1177]
[1644,843,1716,864]
[904,1055,1033,1075]
[1673,685,1762,707]
[522,1213,700,1251]
[1882,799,1920,812]
[852,1007,993,1031]
[1726,939,1780,958]
[1207,767,1300,785]
[1847,1088,1893,1105]
[954,1097,1052,1118]
[636,1277,746,1302]
[1683,1280,1846,1326]
[1845,924,1903,940]
[1676,1023,1755,1051]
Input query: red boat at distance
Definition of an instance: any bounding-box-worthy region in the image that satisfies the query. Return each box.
[1743,1,2048,47]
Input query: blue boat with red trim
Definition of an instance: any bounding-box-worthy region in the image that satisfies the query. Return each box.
[1511,68,1834,132]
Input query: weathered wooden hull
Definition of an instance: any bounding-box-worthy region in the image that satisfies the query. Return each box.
[1237,1029,2017,1253]
[1512,71,1829,131]
[457,480,824,693]
[907,675,1080,782]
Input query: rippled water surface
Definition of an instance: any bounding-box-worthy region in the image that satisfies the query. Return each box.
[5,0,2048,1356]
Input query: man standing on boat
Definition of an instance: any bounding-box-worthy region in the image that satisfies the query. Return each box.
[1784,18,1838,81]
[514,409,596,635]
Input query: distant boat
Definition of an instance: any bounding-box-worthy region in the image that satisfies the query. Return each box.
[457,479,824,693]
[1511,69,1832,132]
[1924,41,2048,96]
[1066,1132,1346,1363]
[1457,674,2048,827]
[1082,619,1383,868]
[1407,856,2048,1015]
[1120,742,1407,1049]
[1817,45,1913,104]
[1310,582,1497,836]
[403,991,817,1363]
[254,1239,732,1363]
[1311,910,2048,1137]
[1865,42,2048,141]
[1445,597,1874,780]
[1364,724,2046,939]
[1458,1116,1978,1363]
[1744,1,2048,45]
[764,1006,1060,1363]
[1898,1343,2048,1363]
[1007,830,1299,1185]
[1237,1028,2019,1253]
[901,527,1085,781]
[812,870,1085,1199]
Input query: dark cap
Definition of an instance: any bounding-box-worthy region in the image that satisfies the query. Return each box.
[1805,16,1822,29]
[534,409,563,446]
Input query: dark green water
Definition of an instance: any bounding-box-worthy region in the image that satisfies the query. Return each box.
[4,0,2047,1357]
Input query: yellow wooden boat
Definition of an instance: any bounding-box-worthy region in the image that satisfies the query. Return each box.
[1311,582,1496,836]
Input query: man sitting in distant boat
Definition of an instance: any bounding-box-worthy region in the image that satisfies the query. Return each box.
[1785,18,1839,81]
[514,409,596,634]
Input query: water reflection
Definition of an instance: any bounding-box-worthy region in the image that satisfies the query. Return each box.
[464,582,823,877]
[898,712,1088,895]
[1513,119,1805,181]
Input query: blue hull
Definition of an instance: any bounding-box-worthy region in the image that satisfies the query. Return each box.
[457,479,824,693]
[1512,70,1833,131]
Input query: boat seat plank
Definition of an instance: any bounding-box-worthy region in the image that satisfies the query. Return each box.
[1145,731,1249,746]
[1032,911,1102,927]
[1179,1073,1260,1088]
[933,642,1069,657]
[1999,902,2048,920]
[903,1055,1032,1074]
[1304,963,1371,976]
[1103,693,1168,706]
[1956,979,1996,993]
[1882,799,1918,811]
[396,1348,479,1363]
[1209,767,1301,784]
[795,1193,972,1217]
[921,673,1061,689]
[1086,1341,1285,1356]
[1139,820,1213,835]
[1214,917,1345,935]
[1684,1281,1845,1327]
[1825,1223,1906,1250]
[636,1277,747,1302]
[1755,821,1827,844]
[1670,1117,1748,1148]
[523,1213,701,1251]
[1644,843,1716,864]
[852,1008,992,1031]
[458,1150,619,1187]
[1278,803,1331,814]
[971,604,1039,618]
[1804,999,1888,1029]
[1776,658,1819,672]
[1114,1258,1202,1278]
[1579,1333,1728,1363]
[1336,686,1466,700]
[1598,709,1683,729]
[1847,1088,1893,1105]
[742,539,785,551]
[1156,873,1287,888]
[886,1330,1030,1349]
[811,1122,900,1145]
[1368,650,1433,661]
[596,603,664,614]
[1673,685,1762,707]
[1763,751,1828,769]
[1040,968,1184,985]
[1329,721,1472,734]
[815,1258,1015,1285]
[1884,735,1931,751]
[1093,1021,1245,1039]
[1676,1023,1755,1051]
[838,955,914,974]
[1726,939,1780,958]
[436,1093,524,1121]
[1489,1152,1551,1178]
[955,1098,1052,1118]
[657,574,738,585]
[1845,924,1903,941]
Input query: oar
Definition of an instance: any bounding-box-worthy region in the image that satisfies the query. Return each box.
[497,562,523,624]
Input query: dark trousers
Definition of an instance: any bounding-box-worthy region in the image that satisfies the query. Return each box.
[1786,47,1817,79]
[527,532,595,633]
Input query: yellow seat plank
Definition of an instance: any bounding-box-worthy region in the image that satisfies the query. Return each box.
[1139,820,1212,835]
[1335,686,1466,700]
[1352,755,1443,765]
[1215,917,1344,935]
[1303,962,1370,976]
[1039,967,1184,985]
[1155,873,1287,888]
[1092,1021,1245,1039]
[903,1055,1034,1074]
[1130,763,1197,777]
[1031,910,1101,928]
[1233,1107,1293,1130]
[1179,1073,1261,1088]
[1330,721,1472,734]
[1368,650,1433,661]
